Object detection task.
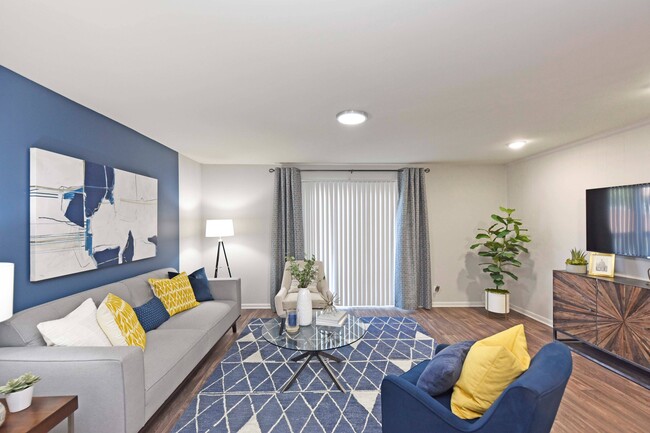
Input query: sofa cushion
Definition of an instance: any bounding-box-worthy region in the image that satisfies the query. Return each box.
[144,302,240,419]
[36,298,112,347]
[143,329,204,392]
[168,268,214,302]
[134,297,170,332]
[143,328,208,420]
[121,268,174,307]
[157,300,235,331]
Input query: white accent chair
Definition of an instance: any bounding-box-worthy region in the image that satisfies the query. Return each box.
[274,260,333,317]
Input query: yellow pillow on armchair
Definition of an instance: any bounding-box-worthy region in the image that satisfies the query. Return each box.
[451,324,531,419]
[148,272,200,316]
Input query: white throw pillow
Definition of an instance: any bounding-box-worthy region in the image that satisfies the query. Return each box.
[288,279,300,294]
[37,298,112,347]
[288,279,320,293]
[307,281,319,294]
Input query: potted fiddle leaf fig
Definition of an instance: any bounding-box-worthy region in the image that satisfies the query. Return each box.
[471,207,531,315]
[0,372,41,413]
[565,248,588,274]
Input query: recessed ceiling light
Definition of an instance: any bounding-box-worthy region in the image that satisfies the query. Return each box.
[336,110,368,125]
[508,140,528,150]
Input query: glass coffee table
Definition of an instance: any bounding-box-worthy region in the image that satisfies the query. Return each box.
[261,312,367,393]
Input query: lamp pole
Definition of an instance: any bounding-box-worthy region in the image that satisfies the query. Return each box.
[215,237,232,278]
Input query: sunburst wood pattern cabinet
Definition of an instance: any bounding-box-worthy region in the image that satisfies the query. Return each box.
[553,270,650,371]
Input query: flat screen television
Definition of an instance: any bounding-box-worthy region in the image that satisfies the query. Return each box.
[586,183,650,259]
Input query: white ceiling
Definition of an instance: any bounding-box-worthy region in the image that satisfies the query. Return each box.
[1,0,650,164]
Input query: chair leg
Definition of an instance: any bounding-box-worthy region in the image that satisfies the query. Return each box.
[231,322,237,333]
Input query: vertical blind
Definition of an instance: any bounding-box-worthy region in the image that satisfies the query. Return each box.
[302,179,397,306]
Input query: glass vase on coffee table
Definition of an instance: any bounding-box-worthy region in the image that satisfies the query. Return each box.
[261,311,366,393]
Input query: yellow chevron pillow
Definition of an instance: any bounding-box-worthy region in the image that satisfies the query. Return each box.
[97,293,146,350]
[451,324,531,419]
[148,272,200,316]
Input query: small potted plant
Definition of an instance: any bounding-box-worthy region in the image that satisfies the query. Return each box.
[565,248,588,274]
[0,372,41,413]
[287,256,318,326]
[471,207,531,315]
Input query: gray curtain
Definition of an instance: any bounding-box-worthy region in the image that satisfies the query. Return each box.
[394,168,432,309]
[270,167,305,311]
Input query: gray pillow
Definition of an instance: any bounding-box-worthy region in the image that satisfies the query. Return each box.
[416,341,474,396]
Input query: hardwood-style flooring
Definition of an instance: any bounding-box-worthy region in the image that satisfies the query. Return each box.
[142,308,650,433]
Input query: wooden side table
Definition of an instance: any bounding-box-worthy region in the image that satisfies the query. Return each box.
[0,396,78,433]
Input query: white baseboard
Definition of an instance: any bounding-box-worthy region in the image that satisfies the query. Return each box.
[240,301,552,327]
[431,301,484,308]
[510,304,553,327]
[241,303,272,310]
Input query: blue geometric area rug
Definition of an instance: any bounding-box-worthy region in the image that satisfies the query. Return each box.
[173,317,436,433]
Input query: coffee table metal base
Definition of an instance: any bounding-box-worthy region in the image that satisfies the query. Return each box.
[281,351,345,393]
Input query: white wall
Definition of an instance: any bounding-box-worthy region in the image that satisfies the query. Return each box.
[178,155,203,271]
[426,164,508,307]
[201,165,274,308]
[193,163,506,308]
[179,124,650,322]
[507,121,650,323]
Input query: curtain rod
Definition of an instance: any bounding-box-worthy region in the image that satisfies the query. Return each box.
[268,168,430,173]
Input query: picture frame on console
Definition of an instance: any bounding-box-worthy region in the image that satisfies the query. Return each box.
[588,252,615,278]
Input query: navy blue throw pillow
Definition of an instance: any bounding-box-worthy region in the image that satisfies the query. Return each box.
[168,268,213,302]
[134,297,170,332]
[416,341,474,396]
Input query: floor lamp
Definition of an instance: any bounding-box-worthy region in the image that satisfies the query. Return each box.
[206,219,234,278]
[0,263,15,322]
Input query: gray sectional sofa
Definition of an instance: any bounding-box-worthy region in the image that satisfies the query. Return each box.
[0,268,241,433]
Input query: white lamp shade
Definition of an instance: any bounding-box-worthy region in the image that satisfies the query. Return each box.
[205,219,234,238]
[0,263,14,322]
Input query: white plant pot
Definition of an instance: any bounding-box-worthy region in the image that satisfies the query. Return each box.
[565,264,587,274]
[296,287,313,326]
[6,386,34,413]
[485,291,510,314]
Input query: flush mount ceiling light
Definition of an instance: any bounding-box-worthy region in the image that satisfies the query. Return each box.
[336,110,368,125]
[507,140,528,150]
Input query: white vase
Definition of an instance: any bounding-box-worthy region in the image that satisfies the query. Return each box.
[485,291,510,314]
[296,287,313,326]
[6,386,34,413]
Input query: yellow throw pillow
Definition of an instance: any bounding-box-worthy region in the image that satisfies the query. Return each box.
[148,272,200,316]
[451,324,531,419]
[97,293,147,350]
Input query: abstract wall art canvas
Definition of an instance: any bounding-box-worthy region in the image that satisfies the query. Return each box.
[30,148,158,281]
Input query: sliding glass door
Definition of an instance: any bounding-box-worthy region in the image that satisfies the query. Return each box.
[302,174,397,306]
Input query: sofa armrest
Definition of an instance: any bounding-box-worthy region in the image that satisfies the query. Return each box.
[381,375,477,433]
[0,346,144,433]
[208,278,241,305]
[274,286,288,317]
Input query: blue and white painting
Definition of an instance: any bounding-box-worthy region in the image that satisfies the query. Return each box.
[30,148,158,281]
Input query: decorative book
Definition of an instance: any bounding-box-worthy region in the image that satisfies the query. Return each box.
[316,311,348,327]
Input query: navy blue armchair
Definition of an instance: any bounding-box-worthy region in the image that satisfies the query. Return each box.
[381,341,572,433]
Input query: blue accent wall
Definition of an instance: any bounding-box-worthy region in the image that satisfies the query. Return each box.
[0,66,179,312]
